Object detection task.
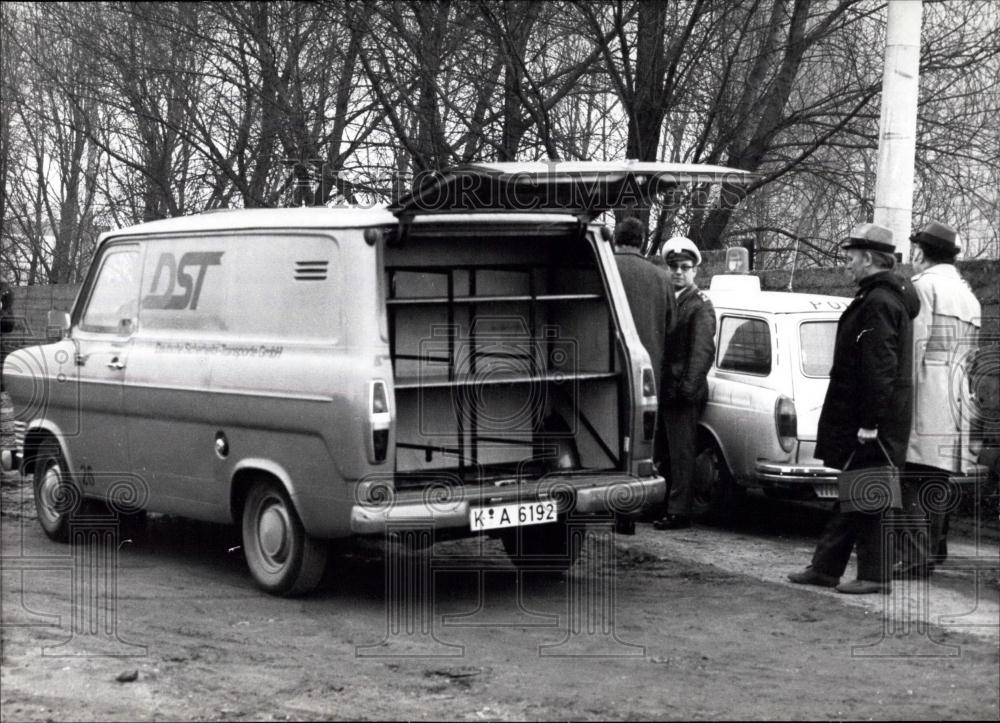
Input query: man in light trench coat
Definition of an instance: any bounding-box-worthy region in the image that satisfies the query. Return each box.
[896,221,982,578]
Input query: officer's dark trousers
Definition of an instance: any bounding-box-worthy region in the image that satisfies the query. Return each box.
[810,503,887,582]
[661,401,701,517]
[897,463,951,569]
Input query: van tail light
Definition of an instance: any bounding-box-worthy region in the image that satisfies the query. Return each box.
[372,381,388,414]
[641,368,656,398]
[775,395,797,452]
[369,380,391,463]
[642,410,656,441]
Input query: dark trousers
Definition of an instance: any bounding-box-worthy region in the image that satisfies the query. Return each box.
[661,401,701,517]
[897,463,952,569]
[811,503,887,582]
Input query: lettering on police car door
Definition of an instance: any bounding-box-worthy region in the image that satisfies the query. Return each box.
[142,252,224,310]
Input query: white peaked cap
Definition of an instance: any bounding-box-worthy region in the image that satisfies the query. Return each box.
[661,236,702,265]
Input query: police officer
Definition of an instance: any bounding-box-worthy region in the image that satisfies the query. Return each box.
[897,221,981,577]
[789,223,920,594]
[653,237,716,530]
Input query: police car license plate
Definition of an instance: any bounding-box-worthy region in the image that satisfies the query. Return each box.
[470,501,557,531]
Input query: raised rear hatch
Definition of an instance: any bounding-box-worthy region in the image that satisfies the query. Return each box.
[389,161,753,221]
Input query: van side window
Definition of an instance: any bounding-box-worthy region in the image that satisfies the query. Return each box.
[717,316,771,375]
[79,247,140,335]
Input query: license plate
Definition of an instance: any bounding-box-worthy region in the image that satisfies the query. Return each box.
[815,483,838,499]
[470,501,558,531]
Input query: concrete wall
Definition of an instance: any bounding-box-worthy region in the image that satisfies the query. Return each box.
[3,284,82,348]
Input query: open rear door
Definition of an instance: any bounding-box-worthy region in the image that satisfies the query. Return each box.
[389,161,754,221]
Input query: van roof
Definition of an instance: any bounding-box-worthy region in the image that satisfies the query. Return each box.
[707,289,851,315]
[100,207,581,242]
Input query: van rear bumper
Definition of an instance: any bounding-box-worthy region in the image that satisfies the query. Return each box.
[754,461,840,498]
[349,474,665,535]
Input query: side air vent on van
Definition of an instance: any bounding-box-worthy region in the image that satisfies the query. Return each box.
[294,260,329,281]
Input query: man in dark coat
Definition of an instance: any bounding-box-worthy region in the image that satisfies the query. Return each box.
[612,217,675,395]
[789,222,920,594]
[653,236,716,531]
[613,218,675,534]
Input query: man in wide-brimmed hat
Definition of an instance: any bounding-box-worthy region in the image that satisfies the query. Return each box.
[896,221,982,579]
[789,222,920,594]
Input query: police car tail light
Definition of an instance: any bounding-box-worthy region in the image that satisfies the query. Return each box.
[775,395,797,452]
[369,381,391,463]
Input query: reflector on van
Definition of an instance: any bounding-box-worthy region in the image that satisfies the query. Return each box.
[390,161,755,221]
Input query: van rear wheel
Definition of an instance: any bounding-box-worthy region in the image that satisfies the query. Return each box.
[31,439,81,543]
[241,480,327,596]
[500,520,583,572]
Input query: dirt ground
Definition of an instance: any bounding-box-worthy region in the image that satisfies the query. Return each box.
[1,474,998,722]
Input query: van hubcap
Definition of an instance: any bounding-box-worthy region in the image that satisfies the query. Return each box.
[258,503,290,562]
[38,466,63,524]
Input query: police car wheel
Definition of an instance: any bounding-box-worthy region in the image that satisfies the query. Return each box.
[241,479,327,596]
[691,439,743,519]
[500,519,583,572]
[31,439,80,543]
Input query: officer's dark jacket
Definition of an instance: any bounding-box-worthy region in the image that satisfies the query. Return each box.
[661,284,716,405]
[614,247,675,395]
[816,270,920,470]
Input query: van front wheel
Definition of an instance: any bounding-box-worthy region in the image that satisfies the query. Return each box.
[32,439,80,543]
[241,480,327,596]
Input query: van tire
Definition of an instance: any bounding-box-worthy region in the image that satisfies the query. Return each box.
[241,479,327,596]
[500,520,583,572]
[691,438,744,520]
[31,439,80,543]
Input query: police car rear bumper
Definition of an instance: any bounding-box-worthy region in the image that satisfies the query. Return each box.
[349,474,666,535]
[755,461,840,498]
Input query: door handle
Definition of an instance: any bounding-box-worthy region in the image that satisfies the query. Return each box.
[107,357,126,370]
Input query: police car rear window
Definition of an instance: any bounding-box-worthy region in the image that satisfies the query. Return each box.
[799,321,836,377]
[717,316,771,375]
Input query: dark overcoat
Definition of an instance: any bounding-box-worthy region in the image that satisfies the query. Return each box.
[816,271,920,470]
[661,284,716,405]
[614,247,675,394]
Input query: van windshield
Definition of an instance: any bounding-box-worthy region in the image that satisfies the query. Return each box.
[799,321,837,377]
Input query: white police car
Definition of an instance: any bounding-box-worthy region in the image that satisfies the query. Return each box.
[690,272,848,516]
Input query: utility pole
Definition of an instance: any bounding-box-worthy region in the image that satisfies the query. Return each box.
[873,0,923,260]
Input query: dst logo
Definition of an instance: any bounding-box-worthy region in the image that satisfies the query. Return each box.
[142,252,223,310]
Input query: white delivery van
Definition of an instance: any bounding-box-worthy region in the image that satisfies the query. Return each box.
[4,162,749,594]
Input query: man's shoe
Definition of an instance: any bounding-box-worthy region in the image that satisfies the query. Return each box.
[892,562,934,580]
[836,579,890,595]
[652,515,691,530]
[787,567,840,588]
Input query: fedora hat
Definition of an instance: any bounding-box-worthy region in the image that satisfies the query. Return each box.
[840,222,895,254]
[910,221,959,256]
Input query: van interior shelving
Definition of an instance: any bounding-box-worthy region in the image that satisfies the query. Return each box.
[383,229,626,489]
